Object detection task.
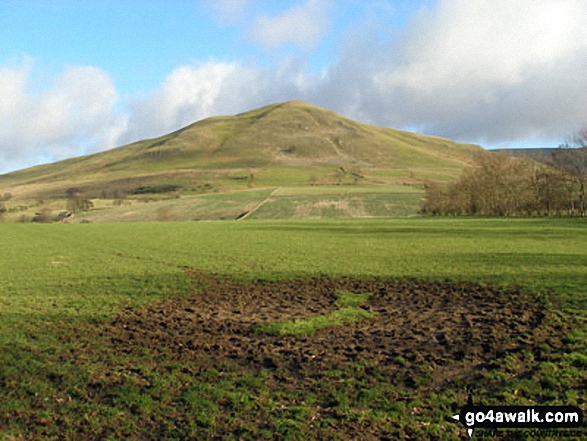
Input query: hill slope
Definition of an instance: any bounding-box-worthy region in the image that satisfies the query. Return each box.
[493,148,558,163]
[0,101,481,199]
[494,147,587,173]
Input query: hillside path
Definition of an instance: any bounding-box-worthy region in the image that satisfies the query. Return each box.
[238,187,281,220]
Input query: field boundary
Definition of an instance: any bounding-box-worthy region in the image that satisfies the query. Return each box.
[237,186,282,220]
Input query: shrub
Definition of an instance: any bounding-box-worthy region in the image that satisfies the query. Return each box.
[33,209,53,223]
[130,184,182,195]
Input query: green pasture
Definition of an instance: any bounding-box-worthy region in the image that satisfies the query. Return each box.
[76,188,274,223]
[250,192,423,219]
[2,218,586,326]
[1,218,586,439]
[53,184,424,222]
[272,184,423,196]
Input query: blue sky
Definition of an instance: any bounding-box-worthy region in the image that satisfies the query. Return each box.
[0,1,426,93]
[1,0,586,173]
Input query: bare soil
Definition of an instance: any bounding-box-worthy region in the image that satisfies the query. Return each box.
[107,275,546,378]
[79,273,562,439]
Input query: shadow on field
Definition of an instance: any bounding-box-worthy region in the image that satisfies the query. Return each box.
[245,220,583,240]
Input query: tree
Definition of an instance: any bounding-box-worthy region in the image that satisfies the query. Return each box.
[112,189,127,206]
[422,183,454,215]
[529,167,567,216]
[248,170,256,188]
[451,152,535,216]
[66,188,94,213]
[551,130,587,217]
[422,151,563,216]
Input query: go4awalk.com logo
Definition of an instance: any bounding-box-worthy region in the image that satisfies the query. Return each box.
[452,400,584,438]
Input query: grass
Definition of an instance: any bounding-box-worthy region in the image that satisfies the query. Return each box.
[0,101,479,200]
[334,290,372,307]
[73,188,275,222]
[0,184,423,223]
[1,217,586,439]
[1,218,586,318]
[249,190,423,219]
[254,307,376,335]
[271,184,424,196]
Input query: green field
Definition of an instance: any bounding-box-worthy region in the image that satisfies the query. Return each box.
[249,185,423,220]
[1,184,424,223]
[1,218,586,439]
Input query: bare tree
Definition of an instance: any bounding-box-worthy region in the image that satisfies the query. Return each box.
[112,189,127,206]
[248,169,256,188]
[66,188,94,213]
[529,168,567,216]
[423,151,568,217]
[551,130,587,217]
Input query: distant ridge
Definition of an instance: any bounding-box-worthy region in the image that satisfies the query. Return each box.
[492,148,558,162]
[494,147,587,172]
[0,101,482,199]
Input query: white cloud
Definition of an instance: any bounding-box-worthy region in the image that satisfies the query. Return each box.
[123,61,261,142]
[4,0,587,174]
[247,0,332,51]
[363,0,587,144]
[195,0,587,147]
[0,57,315,173]
[0,59,127,172]
[122,59,313,144]
[385,0,587,90]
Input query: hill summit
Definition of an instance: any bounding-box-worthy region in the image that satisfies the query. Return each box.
[0,101,481,199]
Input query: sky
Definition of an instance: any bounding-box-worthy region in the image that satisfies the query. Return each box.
[0,0,586,174]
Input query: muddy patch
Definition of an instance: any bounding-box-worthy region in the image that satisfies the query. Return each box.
[44,274,570,440]
[104,275,547,386]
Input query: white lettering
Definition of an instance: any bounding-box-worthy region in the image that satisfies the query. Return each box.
[505,412,517,422]
[531,409,541,423]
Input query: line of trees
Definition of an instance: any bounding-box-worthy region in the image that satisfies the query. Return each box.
[423,140,587,217]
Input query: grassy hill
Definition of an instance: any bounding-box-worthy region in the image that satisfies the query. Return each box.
[0,101,481,200]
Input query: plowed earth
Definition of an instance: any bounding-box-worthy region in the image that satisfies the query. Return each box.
[108,275,545,380]
[76,274,562,439]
